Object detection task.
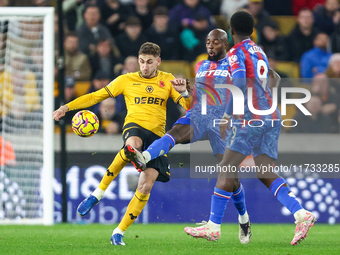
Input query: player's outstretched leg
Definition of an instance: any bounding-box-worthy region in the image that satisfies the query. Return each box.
[77,189,103,216]
[110,189,150,245]
[109,171,154,245]
[232,183,251,244]
[239,221,251,244]
[184,220,221,241]
[267,176,316,245]
[291,209,316,245]
[77,149,129,216]
[255,154,316,245]
[184,187,233,241]
[124,144,146,172]
[110,232,125,245]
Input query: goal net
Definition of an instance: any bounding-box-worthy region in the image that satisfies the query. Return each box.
[0,8,54,225]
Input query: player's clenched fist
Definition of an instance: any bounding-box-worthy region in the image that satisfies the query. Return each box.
[53,105,69,121]
[170,78,187,93]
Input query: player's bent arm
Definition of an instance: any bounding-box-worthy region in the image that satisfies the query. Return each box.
[225,70,246,115]
[269,68,281,90]
[66,87,110,111]
[169,82,191,110]
[170,78,187,93]
[179,96,191,110]
[53,88,110,121]
[53,105,69,121]
[173,91,191,110]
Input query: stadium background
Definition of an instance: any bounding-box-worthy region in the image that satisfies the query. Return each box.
[48,0,340,225]
[0,0,339,226]
[49,0,339,225]
[54,133,340,224]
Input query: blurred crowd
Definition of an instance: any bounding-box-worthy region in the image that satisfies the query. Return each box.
[1,0,340,134]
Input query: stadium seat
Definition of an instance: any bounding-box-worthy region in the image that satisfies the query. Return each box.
[212,15,229,32]
[191,53,209,77]
[54,80,59,97]
[275,61,300,79]
[159,60,193,79]
[74,81,91,97]
[271,16,297,35]
[54,124,74,133]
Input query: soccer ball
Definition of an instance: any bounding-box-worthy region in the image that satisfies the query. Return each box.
[72,110,99,137]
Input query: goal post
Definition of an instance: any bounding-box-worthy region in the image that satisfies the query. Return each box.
[0,7,54,225]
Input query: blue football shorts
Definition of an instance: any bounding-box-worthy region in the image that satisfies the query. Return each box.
[173,109,226,156]
[226,119,281,160]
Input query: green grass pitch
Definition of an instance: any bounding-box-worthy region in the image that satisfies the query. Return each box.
[0,223,339,254]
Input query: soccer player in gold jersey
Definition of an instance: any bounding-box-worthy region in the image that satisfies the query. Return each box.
[53,42,190,245]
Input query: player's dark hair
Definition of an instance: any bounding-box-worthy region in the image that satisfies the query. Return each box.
[139,42,161,57]
[298,7,313,15]
[230,11,254,36]
[65,31,78,38]
[97,36,110,44]
[82,4,99,17]
[153,6,169,16]
[125,16,142,27]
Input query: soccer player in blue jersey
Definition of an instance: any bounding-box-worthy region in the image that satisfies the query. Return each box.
[124,29,252,244]
[184,11,316,246]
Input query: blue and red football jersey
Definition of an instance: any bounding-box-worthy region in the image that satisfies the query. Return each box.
[183,56,231,156]
[227,39,280,120]
[192,56,231,117]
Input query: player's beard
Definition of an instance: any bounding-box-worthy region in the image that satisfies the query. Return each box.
[141,68,157,78]
[208,52,223,62]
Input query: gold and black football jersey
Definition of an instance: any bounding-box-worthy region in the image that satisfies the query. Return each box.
[67,71,190,137]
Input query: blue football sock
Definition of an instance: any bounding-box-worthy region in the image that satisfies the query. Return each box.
[209,187,232,224]
[232,183,246,216]
[145,133,176,161]
[270,177,303,215]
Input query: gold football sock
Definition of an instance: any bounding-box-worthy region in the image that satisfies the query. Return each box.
[98,148,129,191]
[118,189,150,232]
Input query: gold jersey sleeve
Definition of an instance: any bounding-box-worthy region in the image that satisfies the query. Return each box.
[169,81,191,111]
[66,71,190,137]
[66,87,111,110]
[106,71,189,137]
